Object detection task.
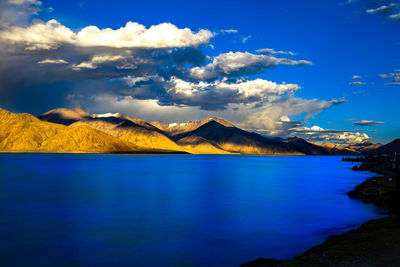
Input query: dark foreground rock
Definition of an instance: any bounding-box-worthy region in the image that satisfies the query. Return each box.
[348,176,396,207]
[241,215,400,267]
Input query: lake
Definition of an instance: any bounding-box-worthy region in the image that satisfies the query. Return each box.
[0,154,385,266]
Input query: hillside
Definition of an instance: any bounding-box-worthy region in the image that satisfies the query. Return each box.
[0,107,367,155]
[371,139,400,155]
[38,107,91,125]
[0,108,171,153]
[284,138,357,155]
[345,142,383,153]
[170,119,302,155]
[151,117,235,136]
[39,109,228,154]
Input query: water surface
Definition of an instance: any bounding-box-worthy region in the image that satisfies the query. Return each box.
[0,154,384,266]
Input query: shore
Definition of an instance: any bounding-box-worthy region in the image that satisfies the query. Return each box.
[241,156,400,266]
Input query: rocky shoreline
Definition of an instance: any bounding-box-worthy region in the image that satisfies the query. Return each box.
[241,156,400,267]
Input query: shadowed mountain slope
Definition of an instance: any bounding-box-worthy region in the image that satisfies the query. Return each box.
[171,119,302,155]
[1,107,365,155]
[70,117,188,152]
[283,137,335,155]
[0,108,174,153]
[371,139,400,155]
[38,107,91,125]
[345,142,383,153]
[283,138,357,155]
[176,135,232,154]
[39,108,227,154]
[151,117,235,136]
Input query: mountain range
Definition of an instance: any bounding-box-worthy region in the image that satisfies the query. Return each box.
[0,107,394,155]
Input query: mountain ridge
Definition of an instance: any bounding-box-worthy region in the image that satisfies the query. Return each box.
[0,107,184,154]
[1,107,386,155]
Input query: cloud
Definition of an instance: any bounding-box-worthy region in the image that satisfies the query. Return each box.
[287,125,371,145]
[340,0,360,5]
[37,58,68,64]
[121,76,300,110]
[352,120,385,126]
[366,3,398,14]
[349,81,366,85]
[220,29,238,33]
[389,12,400,20]
[6,0,42,14]
[256,48,296,56]
[0,0,43,27]
[188,51,312,80]
[0,20,214,51]
[345,0,400,22]
[379,71,400,85]
[71,54,135,70]
[242,35,251,43]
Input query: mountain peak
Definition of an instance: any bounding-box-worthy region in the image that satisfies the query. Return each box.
[201,117,235,128]
[38,107,91,125]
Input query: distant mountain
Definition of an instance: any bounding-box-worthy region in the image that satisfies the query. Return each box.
[162,119,301,155]
[283,138,357,155]
[39,109,227,154]
[345,142,383,153]
[0,108,153,153]
[38,107,91,125]
[153,118,359,155]
[151,117,235,136]
[370,139,400,155]
[0,107,365,155]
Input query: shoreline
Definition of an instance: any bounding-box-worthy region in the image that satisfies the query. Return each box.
[241,156,400,266]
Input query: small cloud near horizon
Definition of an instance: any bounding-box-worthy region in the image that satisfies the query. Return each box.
[349,81,366,85]
[352,120,385,126]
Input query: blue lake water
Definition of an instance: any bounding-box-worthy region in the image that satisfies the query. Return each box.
[0,154,385,266]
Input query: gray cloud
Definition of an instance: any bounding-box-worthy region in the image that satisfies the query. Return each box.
[346,0,400,21]
[352,120,385,125]
[379,71,400,85]
[366,2,398,14]
[349,81,366,85]
[120,76,301,110]
[256,48,296,56]
[286,125,371,145]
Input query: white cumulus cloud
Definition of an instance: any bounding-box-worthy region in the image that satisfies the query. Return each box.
[0,20,214,51]
[188,51,311,80]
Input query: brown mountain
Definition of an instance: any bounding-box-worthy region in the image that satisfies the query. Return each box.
[284,138,357,155]
[166,119,303,155]
[0,108,176,153]
[38,109,227,154]
[1,107,363,155]
[345,142,383,153]
[151,117,235,136]
[38,107,91,125]
[156,118,358,155]
[370,139,400,155]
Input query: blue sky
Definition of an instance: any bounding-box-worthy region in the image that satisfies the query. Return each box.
[0,0,399,144]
